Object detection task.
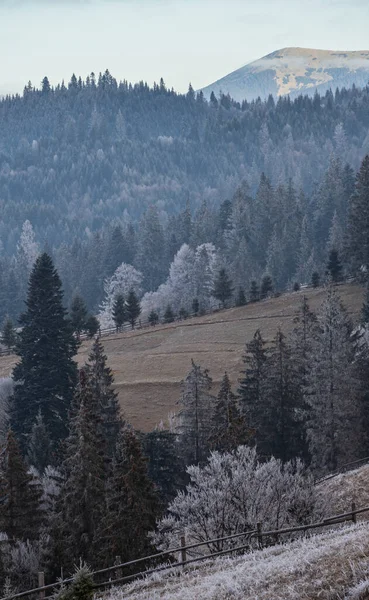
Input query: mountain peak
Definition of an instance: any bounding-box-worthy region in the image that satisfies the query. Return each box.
[201,47,369,102]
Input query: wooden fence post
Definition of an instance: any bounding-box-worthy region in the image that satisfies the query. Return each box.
[257,522,263,549]
[352,501,357,524]
[180,534,187,566]
[38,572,45,600]
[115,556,122,580]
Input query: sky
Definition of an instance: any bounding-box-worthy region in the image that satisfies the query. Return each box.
[1,0,369,95]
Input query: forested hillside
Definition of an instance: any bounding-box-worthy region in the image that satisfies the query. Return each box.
[1,75,369,319]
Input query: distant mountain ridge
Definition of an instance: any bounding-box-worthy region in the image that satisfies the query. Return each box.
[201,47,369,102]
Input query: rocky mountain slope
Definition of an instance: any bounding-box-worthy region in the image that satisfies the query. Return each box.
[201,47,369,102]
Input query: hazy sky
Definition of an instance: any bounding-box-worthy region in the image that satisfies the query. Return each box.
[1,0,369,95]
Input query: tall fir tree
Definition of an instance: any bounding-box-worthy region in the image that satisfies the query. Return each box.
[70,294,88,340]
[126,289,141,329]
[26,410,52,474]
[1,318,16,350]
[212,268,234,308]
[264,328,307,462]
[326,248,343,282]
[0,430,43,540]
[142,429,184,507]
[347,154,369,274]
[84,338,122,458]
[209,372,250,453]
[112,293,126,332]
[249,280,260,302]
[12,253,78,450]
[97,427,160,568]
[238,330,268,450]
[177,361,214,465]
[260,274,273,299]
[305,287,361,473]
[58,371,106,570]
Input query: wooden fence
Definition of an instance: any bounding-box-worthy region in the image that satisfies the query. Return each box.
[2,501,368,600]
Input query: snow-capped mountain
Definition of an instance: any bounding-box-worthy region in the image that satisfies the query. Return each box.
[200,47,369,102]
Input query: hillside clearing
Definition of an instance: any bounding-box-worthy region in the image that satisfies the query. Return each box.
[0,284,363,431]
[100,522,369,600]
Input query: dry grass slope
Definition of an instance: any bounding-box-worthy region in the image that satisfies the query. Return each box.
[102,523,369,600]
[0,283,363,431]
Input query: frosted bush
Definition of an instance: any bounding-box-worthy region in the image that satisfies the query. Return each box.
[153,446,317,555]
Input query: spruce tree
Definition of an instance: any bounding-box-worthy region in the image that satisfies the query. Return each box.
[209,372,250,453]
[192,298,199,315]
[59,371,106,569]
[264,329,306,462]
[148,310,159,326]
[85,338,122,458]
[212,268,234,308]
[311,271,320,288]
[112,293,126,332]
[236,287,247,307]
[142,429,183,506]
[164,304,175,323]
[347,155,369,274]
[305,287,361,473]
[238,330,268,448]
[326,248,343,282]
[97,427,160,568]
[177,361,214,465]
[85,315,99,338]
[0,430,43,540]
[12,253,78,450]
[260,274,273,299]
[70,295,88,340]
[362,282,369,324]
[126,289,141,329]
[26,410,52,474]
[1,318,16,351]
[249,280,260,302]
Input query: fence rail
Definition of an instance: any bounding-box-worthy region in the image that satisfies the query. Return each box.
[3,502,369,600]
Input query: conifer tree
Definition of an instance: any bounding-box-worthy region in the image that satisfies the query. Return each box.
[192,298,199,315]
[264,329,307,462]
[209,373,250,453]
[1,318,16,351]
[326,248,343,282]
[179,307,189,320]
[164,304,175,323]
[142,429,183,506]
[347,155,369,274]
[112,293,126,332]
[104,225,128,277]
[0,430,43,540]
[260,274,273,299]
[362,282,369,324]
[177,361,214,465]
[305,287,361,473]
[59,371,106,569]
[12,253,78,449]
[311,271,320,288]
[70,295,88,340]
[85,315,99,338]
[236,287,247,307]
[85,339,122,458]
[26,410,52,474]
[249,280,260,302]
[126,289,141,329]
[148,310,159,326]
[97,427,159,568]
[212,268,234,308]
[238,330,268,448]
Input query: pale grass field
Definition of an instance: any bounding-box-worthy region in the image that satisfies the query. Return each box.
[0,283,363,431]
[101,522,369,600]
